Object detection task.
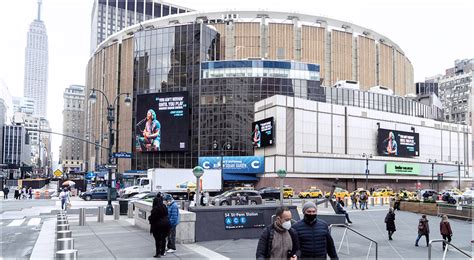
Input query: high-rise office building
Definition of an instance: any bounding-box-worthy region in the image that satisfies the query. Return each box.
[12,97,36,116]
[24,0,48,118]
[90,0,194,53]
[2,125,31,167]
[61,85,85,173]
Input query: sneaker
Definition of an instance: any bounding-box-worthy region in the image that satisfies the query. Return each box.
[415,244,419,247]
[161,252,166,256]
[167,249,176,253]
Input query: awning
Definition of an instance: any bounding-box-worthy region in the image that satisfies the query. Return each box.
[223,173,258,181]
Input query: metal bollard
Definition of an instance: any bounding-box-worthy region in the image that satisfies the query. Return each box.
[113,204,120,220]
[302,199,306,206]
[370,197,375,207]
[97,206,104,223]
[57,224,70,231]
[289,199,293,206]
[57,220,68,225]
[344,198,349,207]
[56,249,78,260]
[57,238,74,251]
[79,208,86,226]
[127,203,134,218]
[324,200,329,208]
[57,230,72,239]
[380,198,384,206]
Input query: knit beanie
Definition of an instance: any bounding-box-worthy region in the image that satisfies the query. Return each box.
[302,201,317,213]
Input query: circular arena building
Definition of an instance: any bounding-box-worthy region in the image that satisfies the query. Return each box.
[83,10,469,191]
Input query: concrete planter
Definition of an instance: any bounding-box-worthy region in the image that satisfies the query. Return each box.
[399,200,438,215]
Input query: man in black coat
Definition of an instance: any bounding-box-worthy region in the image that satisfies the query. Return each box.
[256,207,300,259]
[292,201,338,259]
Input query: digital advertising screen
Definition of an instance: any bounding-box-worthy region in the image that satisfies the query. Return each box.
[377,128,419,157]
[251,117,274,148]
[135,91,189,152]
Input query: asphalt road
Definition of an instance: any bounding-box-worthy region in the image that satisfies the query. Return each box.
[0,216,44,259]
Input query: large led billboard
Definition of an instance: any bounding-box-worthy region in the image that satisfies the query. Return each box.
[251,117,274,148]
[135,91,189,152]
[377,128,419,157]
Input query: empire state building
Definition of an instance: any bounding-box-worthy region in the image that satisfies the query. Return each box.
[24,0,48,118]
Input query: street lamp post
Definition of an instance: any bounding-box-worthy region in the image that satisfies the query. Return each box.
[455,161,463,190]
[362,153,372,190]
[89,88,131,215]
[277,169,287,205]
[192,166,204,207]
[428,159,437,190]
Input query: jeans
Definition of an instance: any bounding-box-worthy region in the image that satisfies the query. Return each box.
[415,234,429,246]
[167,226,177,250]
[351,201,358,209]
[4,193,8,199]
[61,199,67,210]
[344,213,352,223]
[442,234,451,250]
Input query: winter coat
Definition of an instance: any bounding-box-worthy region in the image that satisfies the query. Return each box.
[148,198,171,235]
[256,224,300,260]
[440,221,452,236]
[167,201,180,227]
[417,218,430,235]
[292,218,338,259]
[335,203,346,214]
[384,212,396,231]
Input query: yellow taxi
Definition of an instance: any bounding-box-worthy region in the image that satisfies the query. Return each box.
[372,188,395,197]
[325,187,350,198]
[298,187,324,198]
[283,187,294,198]
[398,189,416,199]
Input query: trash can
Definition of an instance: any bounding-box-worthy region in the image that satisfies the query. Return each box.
[117,199,129,215]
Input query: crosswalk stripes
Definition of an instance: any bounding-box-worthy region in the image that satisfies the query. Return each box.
[7,218,26,227]
[27,218,41,226]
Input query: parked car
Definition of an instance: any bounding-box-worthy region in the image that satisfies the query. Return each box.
[397,188,415,199]
[258,187,281,200]
[211,190,263,206]
[299,188,323,198]
[372,188,395,197]
[283,187,294,199]
[418,189,439,200]
[80,187,117,201]
[460,189,473,204]
[325,187,350,198]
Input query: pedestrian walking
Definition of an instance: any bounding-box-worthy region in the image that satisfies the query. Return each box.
[384,207,396,240]
[256,206,300,260]
[164,194,180,253]
[28,187,33,199]
[359,191,368,210]
[350,192,358,209]
[292,201,338,259]
[59,188,70,211]
[415,215,430,247]
[21,187,27,200]
[3,186,9,199]
[336,199,352,224]
[148,194,171,258]
[440,215,453,250]
[393,194,401,211]
[14,187,20,200]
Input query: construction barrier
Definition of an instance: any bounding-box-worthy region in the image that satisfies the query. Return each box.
[35,190,40,199]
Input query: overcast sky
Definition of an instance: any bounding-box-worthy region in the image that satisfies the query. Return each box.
[0,0,473,167]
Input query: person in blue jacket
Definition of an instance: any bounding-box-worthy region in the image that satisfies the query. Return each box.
[164,194,180,253]
[292,201,339,259]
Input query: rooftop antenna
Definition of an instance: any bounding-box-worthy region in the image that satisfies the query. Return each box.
[37,0,43,21]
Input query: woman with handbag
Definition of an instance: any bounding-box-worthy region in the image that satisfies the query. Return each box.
[148,194,171,258]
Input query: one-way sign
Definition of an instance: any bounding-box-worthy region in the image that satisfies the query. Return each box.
[113,152,133,159]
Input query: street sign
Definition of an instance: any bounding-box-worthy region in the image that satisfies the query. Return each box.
[113,152,133,159]
[53,169,63,177]
[105,164,117,169]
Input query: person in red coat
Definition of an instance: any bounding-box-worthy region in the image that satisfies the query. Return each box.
[440,215,453,250]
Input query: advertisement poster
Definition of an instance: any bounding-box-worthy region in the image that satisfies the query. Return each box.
[377,129,419,157]
[224,211,265,229]
[135,91,189,152]
[251,117,274,148]
[198,156,264,174]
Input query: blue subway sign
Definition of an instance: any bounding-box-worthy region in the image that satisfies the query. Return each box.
[113,152,133,159]
[198,156,264,174]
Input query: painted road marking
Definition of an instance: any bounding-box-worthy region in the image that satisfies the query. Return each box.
[7,219,26,227]
[183,244,230,260]
[27,218,41,226]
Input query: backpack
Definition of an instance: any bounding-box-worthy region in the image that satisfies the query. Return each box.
[418,221,424,231]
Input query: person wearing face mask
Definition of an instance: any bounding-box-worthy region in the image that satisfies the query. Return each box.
[256,207,300,260]
[292,202,338,259]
